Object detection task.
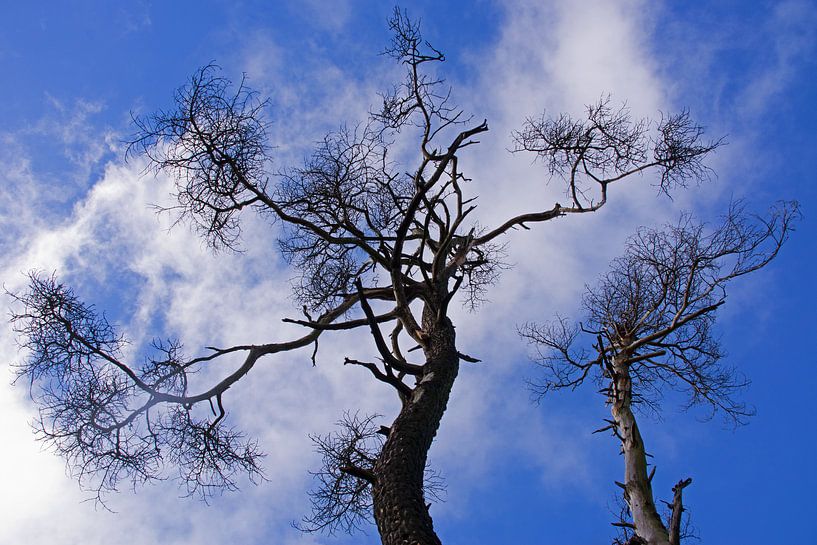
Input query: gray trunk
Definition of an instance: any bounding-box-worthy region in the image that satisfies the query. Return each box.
[611,353,671,545]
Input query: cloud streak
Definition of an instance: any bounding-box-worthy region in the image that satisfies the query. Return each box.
[1,2,806,544]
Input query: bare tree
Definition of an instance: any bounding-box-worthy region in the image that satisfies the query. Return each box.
[9,10,720,545]
[521,201,798,545]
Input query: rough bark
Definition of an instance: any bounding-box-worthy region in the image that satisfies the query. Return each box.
[611,352,671,545]
[371,311,458,545]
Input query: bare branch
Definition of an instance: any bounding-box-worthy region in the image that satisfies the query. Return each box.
[575,201,798,420]
[523,201,797,544]
[668,478,692,545]
[299,412,383,535]
[10,10,744,545]
[299,411,445,535]
[127,64,271,250]
[8,271,356,500]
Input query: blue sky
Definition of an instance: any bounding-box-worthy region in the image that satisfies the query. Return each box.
[1,1,815,544]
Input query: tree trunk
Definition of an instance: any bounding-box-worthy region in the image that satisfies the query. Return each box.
[668,478,691,545]
[371,314,458,545]
[611,354,671,545]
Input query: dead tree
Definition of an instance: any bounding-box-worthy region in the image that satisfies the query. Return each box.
[521,201,798,545]
[10,10,720,545]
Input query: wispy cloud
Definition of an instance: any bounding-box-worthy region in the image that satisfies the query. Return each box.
[1,1,799,544]
[0,96,116,254]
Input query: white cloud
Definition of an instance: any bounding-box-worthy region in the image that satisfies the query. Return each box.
[299,0,353,32]
[1,1,781,543]
[735,0,817,119]
[0,156,393,545]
